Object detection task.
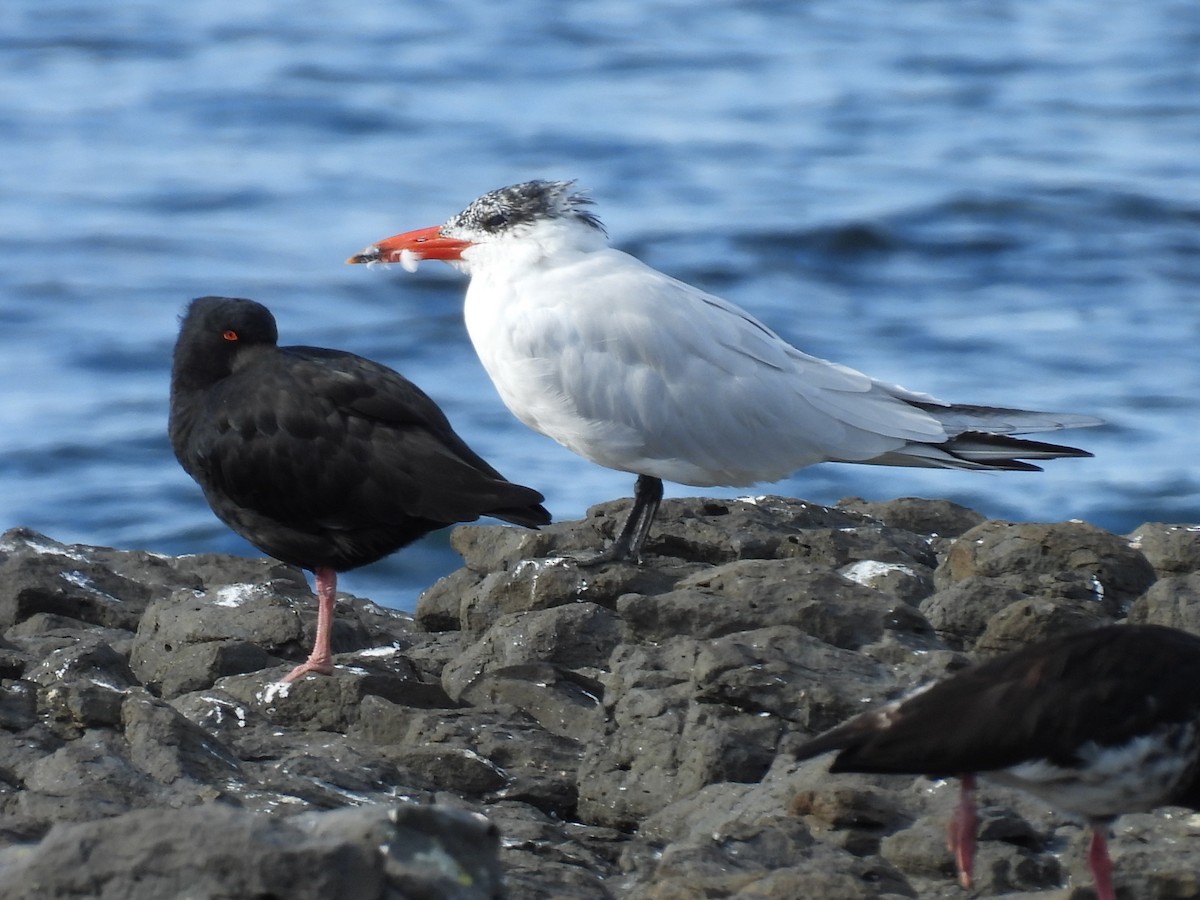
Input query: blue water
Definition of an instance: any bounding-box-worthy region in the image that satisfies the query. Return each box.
[3,2,1199,611]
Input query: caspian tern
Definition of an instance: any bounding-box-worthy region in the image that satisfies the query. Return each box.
[347,180,1100,563]
[169,297,549,683]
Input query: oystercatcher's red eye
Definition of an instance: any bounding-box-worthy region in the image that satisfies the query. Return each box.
[223,330,238,342]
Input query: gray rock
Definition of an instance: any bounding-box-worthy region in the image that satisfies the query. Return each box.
[415,565,488,632]
[1097,813,1200,899]
[442,602,621,701]
[576,627,892,829]
[919,577,1031,649]
[0,527,300,632]
[1127,522,1200,576]
[0,803,503,900]
[631,813,912,899]
[4,501,1200,899]
[482,801,617,899]
[17,728,160,824]
[215,662,450,732]
[456,662,606,740]
[620,558,933,649]
[420,555,690,636]
[935,520,1156,613]
[129,577,416,699]
[364,705,583,816]
[838,496,987,539]
[0,530,157,632]
[974,596,1111,655]
[1127,573,1200,631]
[130,584,295,697]
[121,691,242,788]
[25,638,138,731]
[838,557,937,606]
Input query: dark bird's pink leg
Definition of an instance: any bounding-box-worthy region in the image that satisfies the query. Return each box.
[282,566,338,683]
[1087,828,1116,900]
[947,775,978,889]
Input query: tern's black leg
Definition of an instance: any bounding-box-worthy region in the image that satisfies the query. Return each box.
[577,474,664,565]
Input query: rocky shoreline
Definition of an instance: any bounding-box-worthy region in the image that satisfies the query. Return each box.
[1,496,1199,898]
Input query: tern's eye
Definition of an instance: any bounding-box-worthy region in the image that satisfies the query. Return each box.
[482,212,509,229]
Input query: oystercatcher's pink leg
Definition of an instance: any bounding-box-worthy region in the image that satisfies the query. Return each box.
[282,566,337,682]
[1087,828,1116,900]
[947,775,978,889]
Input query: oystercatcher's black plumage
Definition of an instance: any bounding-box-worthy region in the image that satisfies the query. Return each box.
[169,296,550,682]
[792,624,1200,900]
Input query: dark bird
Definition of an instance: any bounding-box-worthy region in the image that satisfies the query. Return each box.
[169,296,550,682]
[791,624,1200,900]
[348,180,1100,565]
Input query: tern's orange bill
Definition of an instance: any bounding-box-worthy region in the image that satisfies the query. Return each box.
[345,226,472,264]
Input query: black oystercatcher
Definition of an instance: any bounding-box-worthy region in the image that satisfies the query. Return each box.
[792,624,1200,900]
[347,180,1100,564]
[169,296,550,683]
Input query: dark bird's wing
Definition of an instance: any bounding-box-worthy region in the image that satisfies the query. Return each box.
[176,345,548,570]
[793,625,1200,777]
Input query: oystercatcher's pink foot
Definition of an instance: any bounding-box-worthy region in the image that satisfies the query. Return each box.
[946,775,977,889]
[279,566,339,683]
[1087,829,1116,900]
[281,658,334,683]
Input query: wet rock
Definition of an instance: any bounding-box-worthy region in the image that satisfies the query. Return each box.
[935,520,1156,614]
[419,554,689,636]
[370,706,583,816]
[442,602,621,701]
[838,558,937,606]
[973,597,1109,654]
[484,801,616,899]
[25,638,138,732]
[919,577,1030,649]
[0,527,299,632]
[1127,522,1200,575]
[1127,573,1200,631]
[633,813,913,899]
[128,576,409,699]
[216,662,450,732]
[455,662,606,739]
[2,498,1199,899]
[0,533,154,632]
[838,496,987,539]
[576,627,892,829]
[0,803,504,900]
[620,558,931,649]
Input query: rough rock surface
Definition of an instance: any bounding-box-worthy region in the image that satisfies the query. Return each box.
[1,497,1199,898]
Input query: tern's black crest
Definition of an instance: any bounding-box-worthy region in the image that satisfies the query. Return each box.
[168,296,550,573]
[443,180,606,237]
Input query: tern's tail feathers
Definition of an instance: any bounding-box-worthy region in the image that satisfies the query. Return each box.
[915,402,1104,437]
[871,432,1094,472]
[858,402,1102,472]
